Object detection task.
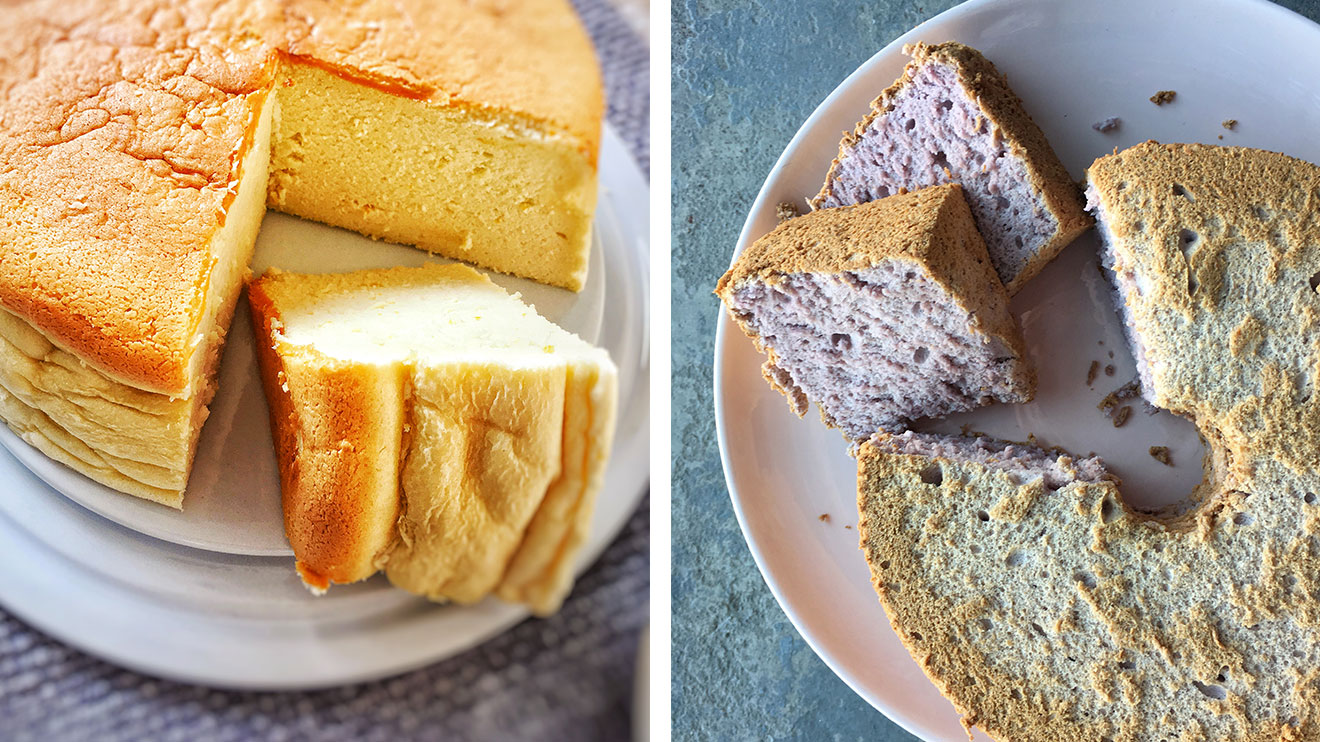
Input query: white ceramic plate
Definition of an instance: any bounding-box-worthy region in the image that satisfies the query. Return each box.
[713,1,1320,739]
[0,125,649,690]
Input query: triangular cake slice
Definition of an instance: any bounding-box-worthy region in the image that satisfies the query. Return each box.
[717,184,1033,441]
[248,263,617,615]
[812,42,1091,294]
[856,143,1320,739]
[0,0,602,506]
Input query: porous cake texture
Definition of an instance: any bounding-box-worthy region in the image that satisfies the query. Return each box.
[856,142,1320,740]
[717,184,1033,441]
[248,263,617,616]
[0,0,602,506]
[812,42,1091,294]
[876,430,1110,490]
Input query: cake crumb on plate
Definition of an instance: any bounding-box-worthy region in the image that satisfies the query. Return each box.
[1149,446,1172,466]
[1092,116,1121,133]
[1150,90,1176,105]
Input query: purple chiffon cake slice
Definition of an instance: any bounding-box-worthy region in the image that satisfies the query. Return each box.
[812,42,1092,295]
[716,184,1034,441]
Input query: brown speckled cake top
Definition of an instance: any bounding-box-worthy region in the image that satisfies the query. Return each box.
[852,141,1320,740]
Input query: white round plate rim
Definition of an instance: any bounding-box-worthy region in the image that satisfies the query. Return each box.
[0,123,649,691]
[712,1,1320,739]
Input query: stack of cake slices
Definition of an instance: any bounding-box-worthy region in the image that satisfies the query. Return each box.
[250,264,616,616]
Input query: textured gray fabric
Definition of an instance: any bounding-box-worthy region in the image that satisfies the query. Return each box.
[0,0,649,739]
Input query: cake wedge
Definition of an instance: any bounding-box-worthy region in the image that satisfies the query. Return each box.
[248,263,617,615]
[716,184,1033,441]
[812,42,1091,294]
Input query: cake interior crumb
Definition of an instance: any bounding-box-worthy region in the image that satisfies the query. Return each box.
[1222,119,1237,130]
[1092,116,1121,133]
[1149,446,1173,466]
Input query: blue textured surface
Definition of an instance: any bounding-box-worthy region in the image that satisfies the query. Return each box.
[670,1,1320,739]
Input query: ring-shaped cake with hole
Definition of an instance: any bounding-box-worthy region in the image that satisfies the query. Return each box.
[858,141,1320,741]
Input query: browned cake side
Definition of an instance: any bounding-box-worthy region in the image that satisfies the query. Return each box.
[247,279,404,589]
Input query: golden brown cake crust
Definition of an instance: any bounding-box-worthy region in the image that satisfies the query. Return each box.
[0,0,277,394]
[0,0,602,396]
[810,41,1093,294]
[248,276,403,587]
[250,263,617,612]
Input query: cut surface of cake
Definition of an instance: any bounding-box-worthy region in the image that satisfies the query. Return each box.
[248,263,617,615]
[811,42,1091,294]
[853,143,1320,739]
[717,184,1033,441]
[268,0,602,291]
[0,0,602,506]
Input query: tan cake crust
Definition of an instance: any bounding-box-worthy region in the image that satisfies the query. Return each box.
[0,0,602,397]
[247,277,404,588]
[497,359,619,615]
[381,360,568,605]
[717,184,1032,427]
[810,41,1092,294]
[855,142,1320,740]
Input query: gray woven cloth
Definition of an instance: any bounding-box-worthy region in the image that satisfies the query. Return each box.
[0,0,649,739]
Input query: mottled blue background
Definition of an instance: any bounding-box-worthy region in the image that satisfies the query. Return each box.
[670,1,1320,739]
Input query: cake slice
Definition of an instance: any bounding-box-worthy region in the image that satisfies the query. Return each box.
[248,263,617,615]
[812,42,1092,294]
[874,430,1112,489]
[716,184,1033,441]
